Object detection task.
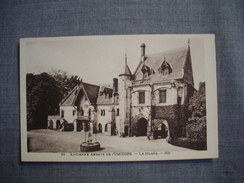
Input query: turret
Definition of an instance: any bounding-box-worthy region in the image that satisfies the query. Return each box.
[119,53,132,77]
[118,53,132,136]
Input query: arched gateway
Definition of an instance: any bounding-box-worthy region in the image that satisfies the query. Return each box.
[136,118,148,136]
[153,120,170,139]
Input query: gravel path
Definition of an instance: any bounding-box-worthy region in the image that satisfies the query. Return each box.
[28,129,192,153]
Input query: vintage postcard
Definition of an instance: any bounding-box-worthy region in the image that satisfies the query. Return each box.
[20,34,218,162]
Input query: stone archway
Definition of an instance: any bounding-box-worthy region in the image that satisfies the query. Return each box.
[56,120,61,129]
[136,118,148,136]
[153,119,170,140]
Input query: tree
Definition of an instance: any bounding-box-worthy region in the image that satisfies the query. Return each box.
[187,82,206,140]
[48,69,81,98]
[26,71,82,130]
[188,82,206,123]
[27,73,61,129]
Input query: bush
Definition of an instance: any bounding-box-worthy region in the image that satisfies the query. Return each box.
[168,137,207,150]
[186,116,206,140]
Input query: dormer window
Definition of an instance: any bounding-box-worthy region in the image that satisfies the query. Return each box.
[158,58,172,75]
[141,64,151,79]
[163,68,169,75]
[150,69,155,75]
[144,72,148,79]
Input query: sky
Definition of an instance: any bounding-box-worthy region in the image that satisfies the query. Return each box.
[24,35,205,89]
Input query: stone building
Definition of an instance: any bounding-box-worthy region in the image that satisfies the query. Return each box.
[96,80,119,135]
[48,41,195,140]
[48,82,99,132]
[118,42,195,139]
[48,79,120,135]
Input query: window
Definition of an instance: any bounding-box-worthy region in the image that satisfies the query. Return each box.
[88,109,91,117]
[177,97,182,105]
[116,108,119,116]
[139,91,145,104]
[177,87,183,105]
[80,109,84,116]
[61,110,64,118]
[73,110,76,116]
[144,72,148,79]
[101,109,105,116]
[163,69,169,75]
[159,90,166,103]
[158,59,172,75]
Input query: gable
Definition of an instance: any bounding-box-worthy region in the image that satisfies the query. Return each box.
[60,82,99,106]
[82,82,100,105]
[60,85,80,106]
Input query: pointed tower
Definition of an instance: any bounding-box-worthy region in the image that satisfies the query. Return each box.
[118,53,132,136]
[183,39,194,86]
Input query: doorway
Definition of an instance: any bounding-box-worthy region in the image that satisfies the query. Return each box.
[98,123,102,133]
[137,118,148,136]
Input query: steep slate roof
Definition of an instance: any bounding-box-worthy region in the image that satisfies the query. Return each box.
[60,82,99,106]
[83,82,100,104]
[123,64,132,76]
[60,85,80,106]
[133,47,189,85]
[97,84,116,105]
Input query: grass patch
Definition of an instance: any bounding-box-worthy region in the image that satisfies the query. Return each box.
[169,137,207,150]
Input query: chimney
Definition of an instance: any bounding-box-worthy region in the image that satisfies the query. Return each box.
[113,78,118,93]
[140,43,146,62]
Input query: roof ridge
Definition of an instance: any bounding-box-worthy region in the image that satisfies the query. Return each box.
[82,82,99,88]
[146,47,188,58]
[71,85,82,106]
[60,85,79,105]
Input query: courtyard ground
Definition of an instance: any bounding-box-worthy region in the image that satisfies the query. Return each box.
[27,129,193,153]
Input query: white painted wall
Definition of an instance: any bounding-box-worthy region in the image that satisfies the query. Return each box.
[131,85,151,106]
[97,105,112,134]
[131,83,184,107]
[60,106,77,124]
[131,106,150,119]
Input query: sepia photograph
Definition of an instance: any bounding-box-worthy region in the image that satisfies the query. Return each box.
[20,34,218,162]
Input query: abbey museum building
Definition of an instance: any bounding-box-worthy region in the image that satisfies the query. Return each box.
[48,42,195,139]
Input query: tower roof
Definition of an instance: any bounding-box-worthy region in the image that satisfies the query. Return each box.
[119,53,132,76]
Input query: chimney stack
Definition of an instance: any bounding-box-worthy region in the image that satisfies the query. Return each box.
[113,78,118,93]
[140,43,146,62]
